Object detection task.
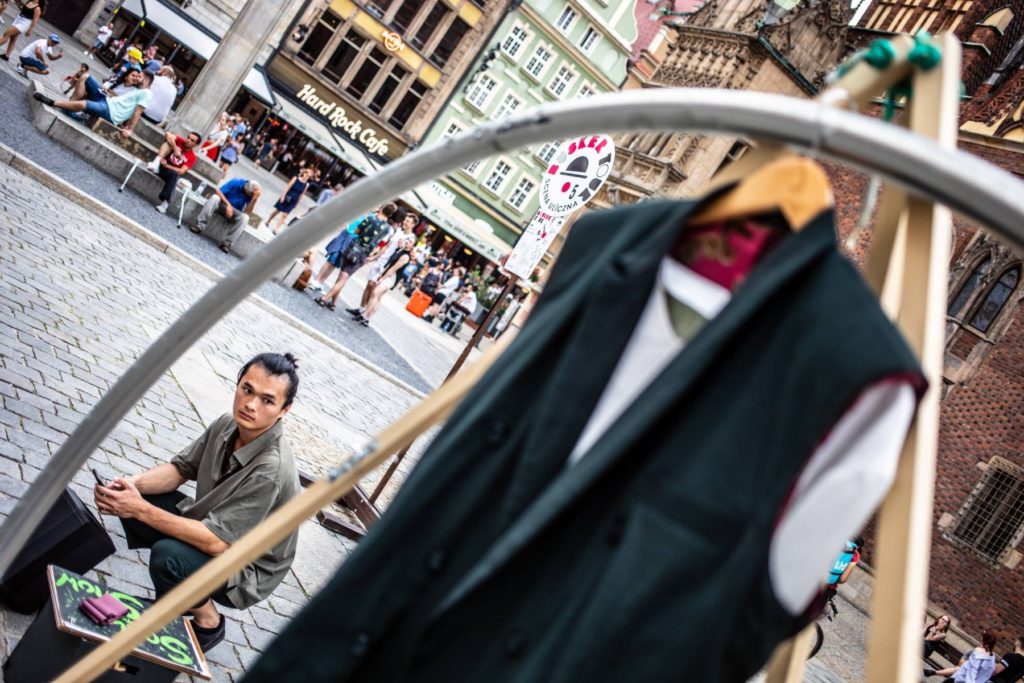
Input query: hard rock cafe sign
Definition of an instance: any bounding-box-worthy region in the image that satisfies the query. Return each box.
[295,83,391,157]
[381,30,404,52]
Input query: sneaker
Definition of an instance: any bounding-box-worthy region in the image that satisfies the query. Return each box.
[32,92,54,106]
[218,242,231,253]
[190,223,204,234]
[923,670,936,678]
[192,614,225,653]
[345,307,362,315]
[306,282,323,294]
[155,201,168,214]
[146,157,160,173]
[15,63,25,76]
[358,317,369,327]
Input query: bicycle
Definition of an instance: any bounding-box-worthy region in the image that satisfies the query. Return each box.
[807,590,840,660]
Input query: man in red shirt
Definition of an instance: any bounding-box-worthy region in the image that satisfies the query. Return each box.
[149,131,200,214]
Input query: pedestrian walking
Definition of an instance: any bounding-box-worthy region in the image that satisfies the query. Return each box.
[307,203,396,295]
[85,22,111,58]
[192,178,261,253]
[147,131,200,214]
[351,210,416,316]
[349,233,415,328]
[315,204,393,311]
[1,0,46,62]
[218,134,242,173]
[269,168,312,235]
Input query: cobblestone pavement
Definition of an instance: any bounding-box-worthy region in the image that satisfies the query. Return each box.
[0,18,480,393]
[0,158,436,680]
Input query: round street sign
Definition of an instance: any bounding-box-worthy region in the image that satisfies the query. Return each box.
[538,135,616,216]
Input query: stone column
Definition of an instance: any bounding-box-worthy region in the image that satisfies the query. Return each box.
[169,0,295,137]
[73,0,115,44]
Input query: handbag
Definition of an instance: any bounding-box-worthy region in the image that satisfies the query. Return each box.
[79,593,129,625]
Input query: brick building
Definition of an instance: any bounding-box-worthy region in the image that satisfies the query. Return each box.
[848,0,1024,643]
[577,0,1024,642]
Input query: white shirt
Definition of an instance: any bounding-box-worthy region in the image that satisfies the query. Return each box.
[144,75,177,123]
[19,39,47,61]
[97,26,112,43]
[569,258,916,615]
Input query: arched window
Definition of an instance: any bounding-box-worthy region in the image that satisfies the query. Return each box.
[948,257,991,317]
[969,266,1020,333]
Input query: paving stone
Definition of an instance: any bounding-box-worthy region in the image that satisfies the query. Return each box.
[2,395,43,422]
[241,622,278,652]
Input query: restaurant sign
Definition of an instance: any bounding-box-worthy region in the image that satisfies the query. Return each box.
[296,84,391,157]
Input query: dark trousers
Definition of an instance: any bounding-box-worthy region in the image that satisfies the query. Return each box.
[156,165,181,202]
[119,492,232,607]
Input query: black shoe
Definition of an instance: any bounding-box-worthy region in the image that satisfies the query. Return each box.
[32,92,54,106]
[358,317,369,327]
[345,307,362,315]
[924,670,936,677]
[192,614,225,652]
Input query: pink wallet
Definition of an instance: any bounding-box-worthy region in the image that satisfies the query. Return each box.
[80,593,129,625]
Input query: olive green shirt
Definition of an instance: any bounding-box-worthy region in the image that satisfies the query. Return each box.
[170,413,299,609]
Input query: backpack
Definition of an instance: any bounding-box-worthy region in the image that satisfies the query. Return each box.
[354,216,387,250]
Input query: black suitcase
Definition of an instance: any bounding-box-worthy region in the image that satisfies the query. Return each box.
[0,488,115,613]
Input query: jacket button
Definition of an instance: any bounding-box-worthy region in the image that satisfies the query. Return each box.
[504,627,526,659]
[487,420,508,444]
[606,511,628,548]
[350,632,370,658]
[425,548,447,574]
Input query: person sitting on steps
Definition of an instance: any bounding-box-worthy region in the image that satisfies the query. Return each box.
[193,178,261,253]
[93,353,301,653]
[148,131,200,214]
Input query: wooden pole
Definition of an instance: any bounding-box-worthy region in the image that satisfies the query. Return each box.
[865,34,960,683]
[764,625,815,683]
[53,335,513,683]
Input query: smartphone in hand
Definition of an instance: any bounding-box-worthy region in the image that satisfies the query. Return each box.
[91,468,106,487]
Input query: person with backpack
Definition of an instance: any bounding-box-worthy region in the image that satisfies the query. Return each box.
[307,203,396,296]
[315,203,394,311]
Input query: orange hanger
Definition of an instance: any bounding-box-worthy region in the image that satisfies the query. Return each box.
[688,155,834,232]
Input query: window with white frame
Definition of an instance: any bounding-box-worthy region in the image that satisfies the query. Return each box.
[466,75,499,110]
[577,83,595,98]
[556,6,578,33]
[462,159,482,176]
[483,160,513,193]
[548,65,575,97]
[444,120,465,138]
[536,140,560,164]
[524,46,553,79]
[494,93,523,120]
[949,457,1024,563]
[501,25,529,60]
[578,26,599,53]
[507,177,536,211]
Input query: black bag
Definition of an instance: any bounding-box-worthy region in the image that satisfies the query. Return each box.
[0,488,115,613]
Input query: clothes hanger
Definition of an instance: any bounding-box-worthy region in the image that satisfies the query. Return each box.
[688,155,834,231]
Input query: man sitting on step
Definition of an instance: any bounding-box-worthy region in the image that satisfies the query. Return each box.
[148,131,200,215]
[192,177,261,253]
[93,352,301,653]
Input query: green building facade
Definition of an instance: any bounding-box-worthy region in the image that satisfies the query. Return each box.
[420,0,638,246]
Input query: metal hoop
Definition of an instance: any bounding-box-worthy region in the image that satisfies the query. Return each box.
[0,88,1021,571]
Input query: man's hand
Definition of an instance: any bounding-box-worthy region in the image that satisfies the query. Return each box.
[95,478,148,519]
[224,204,234,219]
[121,128,133,138]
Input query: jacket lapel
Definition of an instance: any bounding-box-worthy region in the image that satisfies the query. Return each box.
[499,204,690,521]
[433,210,838,620]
